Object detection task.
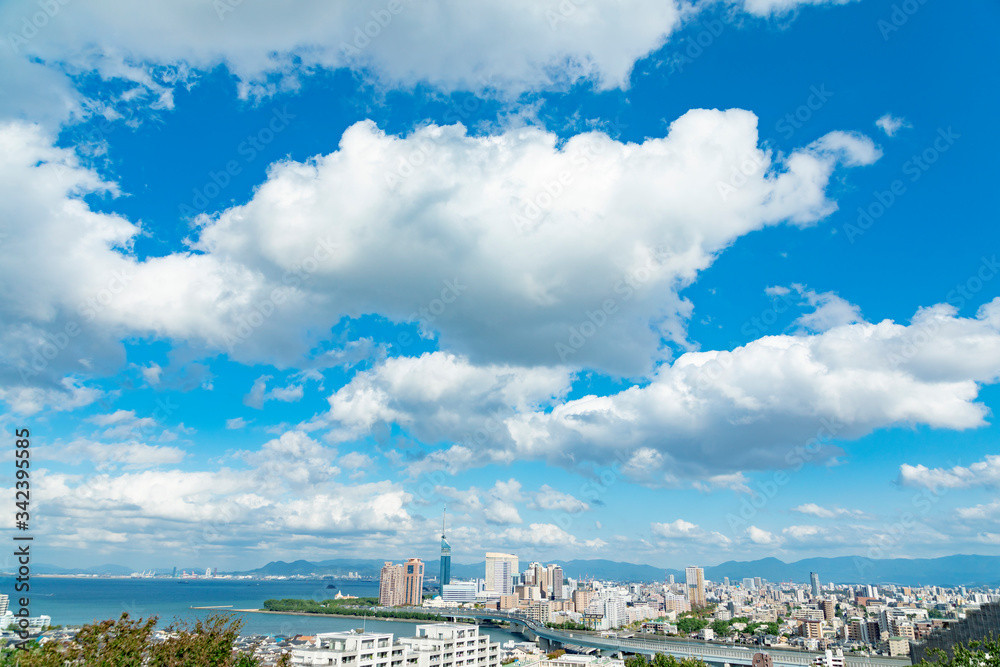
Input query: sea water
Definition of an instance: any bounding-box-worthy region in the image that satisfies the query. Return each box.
[0,577,525,643]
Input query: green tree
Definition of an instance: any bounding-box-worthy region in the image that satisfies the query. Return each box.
[710,620,731,636]
[651,654,707,667]
[0,613,265,667]
[915,636,1000,667]
[676,617,708,634]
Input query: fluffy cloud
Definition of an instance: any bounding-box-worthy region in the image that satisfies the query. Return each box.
[876,113,912,137]
[241,430,340,487]
[651,519,702,538]
[49,439,185,470]
[899,455,1000,491]
[745,525,782,545]
[504,300,1000,479]
[0,0,687,113]
[195,116,878,375]
[782,524,823,539]
[500,523,580,547]
[741,0,859,16]
[27,428,414,555]
[693,473,752,493]
[955,500,1000,521]
[651,519,733,546]
[792,287,863,331]
[484,499,523,526]
[330,300,1000,482]
[323,352,572,446]
[531,485,590,513]
[0,110,879,410]
[792,503,866,519]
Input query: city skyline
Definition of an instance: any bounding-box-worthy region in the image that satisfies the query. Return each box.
[0,0,998,572]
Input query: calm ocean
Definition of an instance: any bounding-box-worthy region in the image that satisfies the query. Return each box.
[0,577,525,642]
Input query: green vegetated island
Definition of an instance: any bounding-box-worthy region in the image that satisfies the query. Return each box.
[260,597,447,621]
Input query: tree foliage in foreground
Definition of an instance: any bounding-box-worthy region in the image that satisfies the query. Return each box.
[625,653,709,667]
[915,636,1000,667]
[0,613,290,667]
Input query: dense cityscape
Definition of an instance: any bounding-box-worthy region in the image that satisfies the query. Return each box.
[5,543,1000,666]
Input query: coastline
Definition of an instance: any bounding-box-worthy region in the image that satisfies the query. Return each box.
[209,608,462,625]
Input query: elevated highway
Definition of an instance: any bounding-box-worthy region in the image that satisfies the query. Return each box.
[388,607,911,667]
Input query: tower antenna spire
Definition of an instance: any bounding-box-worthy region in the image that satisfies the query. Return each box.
[442,505,447,538]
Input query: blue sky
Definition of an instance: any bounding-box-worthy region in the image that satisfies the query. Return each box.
[2,0,1000,573]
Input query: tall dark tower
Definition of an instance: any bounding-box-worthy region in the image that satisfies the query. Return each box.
[439,507,451,587]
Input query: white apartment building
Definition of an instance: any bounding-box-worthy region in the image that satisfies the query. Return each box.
[292,626,500,667]
[290,631,407,667]
[812,649,845,667]
[399,624,500,667]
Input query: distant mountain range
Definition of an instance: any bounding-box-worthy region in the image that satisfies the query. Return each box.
[25,554,1000,586]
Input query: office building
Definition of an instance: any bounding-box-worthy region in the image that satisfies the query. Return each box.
[533,563,548,597]
[404,558,425,607]
[485,553,518,595]
[810,572,821,598]
[551,565,564,599]
[685,566,705,607]
[441,582,478,604]
[380,562,405,607]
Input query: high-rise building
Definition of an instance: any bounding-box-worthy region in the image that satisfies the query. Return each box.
[404,558,425,607]
[810,572,821,598]
[667,574,675,585]
[551,565,564,599]
[822,599,835,621]
[485,552,518,595]
[533,563,548,597]
[0,594,8,616]
[440,509,451,587]
[573,588,595,614]
[685,566,706,607]
[441,582,478,603]
[380,562,405,606]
